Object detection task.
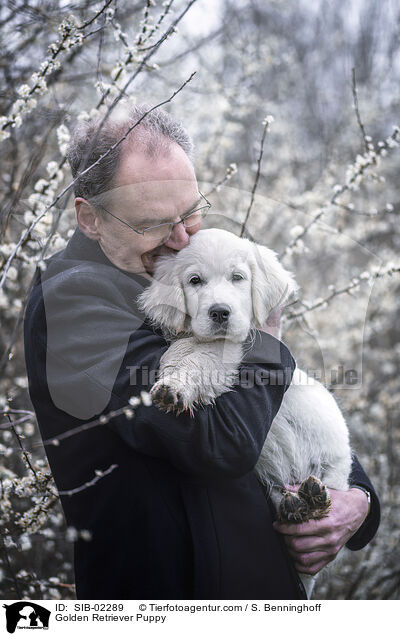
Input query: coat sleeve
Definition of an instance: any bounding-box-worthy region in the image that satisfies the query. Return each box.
[345,454,381,550]
[37,267,296,481]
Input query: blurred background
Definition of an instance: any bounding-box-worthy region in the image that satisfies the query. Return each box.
[0,0,399,599]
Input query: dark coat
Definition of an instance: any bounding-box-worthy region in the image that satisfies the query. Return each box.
[23,228,380,600]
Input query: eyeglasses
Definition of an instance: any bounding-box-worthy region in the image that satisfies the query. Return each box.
[97,191,211,241]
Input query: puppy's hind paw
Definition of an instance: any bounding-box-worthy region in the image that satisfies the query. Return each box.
[278,491,310,524]
[150,380,186,414]
[298,475,331,519]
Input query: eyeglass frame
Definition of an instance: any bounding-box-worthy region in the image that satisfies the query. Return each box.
[94,190,211,238]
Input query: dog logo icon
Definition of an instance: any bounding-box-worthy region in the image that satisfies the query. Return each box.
[3,602,50,633]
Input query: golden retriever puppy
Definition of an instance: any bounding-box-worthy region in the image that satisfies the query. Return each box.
[138,228,352,598]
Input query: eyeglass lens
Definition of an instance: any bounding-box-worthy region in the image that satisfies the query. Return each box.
[144,207,208,239]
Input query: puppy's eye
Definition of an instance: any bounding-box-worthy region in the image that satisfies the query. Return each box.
[232,272,245,281]
[188,274,202,286]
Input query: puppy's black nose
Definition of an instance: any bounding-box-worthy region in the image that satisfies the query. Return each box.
[208,304,231,324]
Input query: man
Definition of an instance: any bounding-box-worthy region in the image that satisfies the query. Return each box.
[24,104,380,599]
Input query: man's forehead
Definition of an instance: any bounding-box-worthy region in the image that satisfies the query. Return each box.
[116,142,196,186]
[109,179,198,200]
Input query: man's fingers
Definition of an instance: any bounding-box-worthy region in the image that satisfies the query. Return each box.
[284,534,331,554]
[287,541,339,561]
[273,518,331,536]
[284,529,344,556]
[292,551,336,575]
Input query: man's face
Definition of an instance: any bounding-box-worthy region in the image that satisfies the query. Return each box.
[87,142,201,275]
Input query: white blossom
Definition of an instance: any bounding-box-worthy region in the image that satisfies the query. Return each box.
[66,527,78,542]
[289,225,304,238]
[17,84,31,97]
[140,391,152,406]
[57,124,71,155]
[262,114,274,125]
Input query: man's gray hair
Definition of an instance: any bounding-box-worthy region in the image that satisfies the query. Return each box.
[66,103,194,211]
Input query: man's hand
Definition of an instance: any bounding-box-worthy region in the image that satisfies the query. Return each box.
[273,486,369,575]
[260,308,282,339]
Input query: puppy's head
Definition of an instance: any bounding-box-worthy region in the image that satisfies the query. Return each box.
[138,229,298,340]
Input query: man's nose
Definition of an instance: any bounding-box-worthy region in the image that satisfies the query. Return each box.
[164,221,190,250]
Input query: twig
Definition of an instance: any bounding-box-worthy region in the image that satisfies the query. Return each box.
[42,407,129,448]
[8,415,37,478]
[205,163,237,197]
[0,415,33,431]
[58,464,118,496]
[352,67,370,153]
[96,18,105,96]
[0,409,35,416]
[286,265,400,321]
[0,530,22,599]
[137,0,175,51]
[335,201,398,216]
[79,0,115,30]
[279,208,325,258]
[240,117,273,237]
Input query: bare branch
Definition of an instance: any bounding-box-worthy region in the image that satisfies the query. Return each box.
[240,117,273,237]
[352,67,370,154]
[58,464,119,496]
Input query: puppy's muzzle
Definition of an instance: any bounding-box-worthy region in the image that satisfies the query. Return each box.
[208,304,231,325]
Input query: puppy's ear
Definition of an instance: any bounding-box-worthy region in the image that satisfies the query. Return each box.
[250,243,298,327]
[137,255,186,334]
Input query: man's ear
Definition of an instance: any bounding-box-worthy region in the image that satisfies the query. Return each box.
[249,243,298,327]
[137,255,186,334]
[75,197,102,240]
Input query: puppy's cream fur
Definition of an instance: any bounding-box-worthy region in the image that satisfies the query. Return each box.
[138,228,352,598]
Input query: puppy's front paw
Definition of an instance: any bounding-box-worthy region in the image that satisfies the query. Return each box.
[150,378,187,414]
